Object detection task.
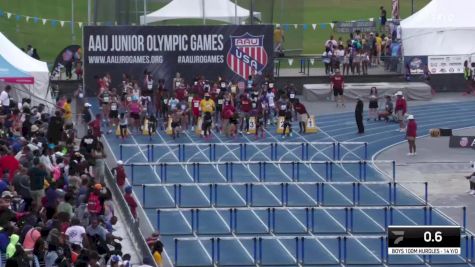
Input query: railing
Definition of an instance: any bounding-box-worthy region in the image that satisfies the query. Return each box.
[103,162,158,266]
[139,180,427,209]
[119,141,369,162]
[124,160,396,185]
[173,234,474,266]
[273,55,404,77]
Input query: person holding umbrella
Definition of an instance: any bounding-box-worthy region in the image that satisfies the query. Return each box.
[406,115,417,156]
[355,97,364,134]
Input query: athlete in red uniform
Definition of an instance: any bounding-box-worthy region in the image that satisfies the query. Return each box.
[191,94,202,131]
[330,69,345,107]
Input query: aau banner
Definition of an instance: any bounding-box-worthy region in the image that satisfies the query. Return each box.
[83,25,273,94]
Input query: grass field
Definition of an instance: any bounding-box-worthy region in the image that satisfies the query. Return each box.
[0,0,430,65]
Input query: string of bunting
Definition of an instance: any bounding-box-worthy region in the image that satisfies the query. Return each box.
[0,9,376,31]
[0,9,114,28]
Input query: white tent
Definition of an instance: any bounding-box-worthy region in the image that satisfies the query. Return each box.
[140,0,261,25]
[0,32,54,108]
[401,0,475,56]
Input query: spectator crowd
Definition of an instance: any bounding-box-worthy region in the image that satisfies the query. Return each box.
[0,84,154,266]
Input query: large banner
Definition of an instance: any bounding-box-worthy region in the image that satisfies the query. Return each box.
[83,25,274,93]
[428,55,467,74]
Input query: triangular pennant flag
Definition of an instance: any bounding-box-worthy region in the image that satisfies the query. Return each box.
[303,24,308,31]
[0,10,3,17]
[293,24,298,29]
[369,17,374,22]
[15,15,21,21]
[309,59,315,65]
[312,24,317,30]
[97,21,102,26]
[26,16,30,22]
[78,22,83,28]
[50,20,57,27]
[6,12,11,19]
[275,23,280,28]
[42,18,47,25]
[330,23,334,29]
[283,24,289,31]
[33,17,38,23]
[60,21,65,27]
[288,58,294,66]
[320,24,326,29]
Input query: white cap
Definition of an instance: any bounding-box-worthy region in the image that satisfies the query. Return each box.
[117,160,124,165]
[55,151,64,157]
[395,91,403,96]
[407,115,414,120]
[84,103,92,107]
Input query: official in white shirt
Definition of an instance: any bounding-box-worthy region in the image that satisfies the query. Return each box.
[0,85,12,114]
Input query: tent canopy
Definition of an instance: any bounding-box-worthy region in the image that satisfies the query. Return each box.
[401,0,475,56]
[140,0,261,25]
[0,32,53,108]
[0,55,34,84]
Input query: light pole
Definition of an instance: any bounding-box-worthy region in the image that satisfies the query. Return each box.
[143,0,147,25]
[412,0,415,14]
[71,0,75,42]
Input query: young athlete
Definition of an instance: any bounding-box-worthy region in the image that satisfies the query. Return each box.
[170,109,182,140]
[238,94,252,134]
[293,99,310,133]
[191,94,202,131]
[108,93,120,134]
[119,113,128,140]
[228,112,239,138]
[128,96,142,133]
[282,108,293,138]
[202,111,213,139]
[147,113,157,139]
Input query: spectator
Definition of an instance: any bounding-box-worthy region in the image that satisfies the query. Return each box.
[465,163,475,195]
[91,142,106,183]
[65,218,87,248]
[273,26,285,54]
[124,186,137,219]
[380,6,387,29]
[28,157,47,212]
[113,160,126,192]
[87,184,103,216]
[31,49,40,60]
[152,240,164,267]
[0,86,12,115]
[47,111,64,145]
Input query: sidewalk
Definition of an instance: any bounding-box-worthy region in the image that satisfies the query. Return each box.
[374,127,475,233]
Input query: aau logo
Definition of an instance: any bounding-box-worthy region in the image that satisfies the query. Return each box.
[227,33,268,80]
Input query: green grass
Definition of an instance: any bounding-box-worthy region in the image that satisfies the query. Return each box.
[0,0,430,64]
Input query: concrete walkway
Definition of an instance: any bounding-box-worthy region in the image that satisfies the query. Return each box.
[374,127,475,233]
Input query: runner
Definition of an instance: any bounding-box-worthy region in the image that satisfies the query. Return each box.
[191,93,202,131]
[293,99,310,134]
[281,108,293,139]
[170,109,182,140]
[238,94,252,134]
